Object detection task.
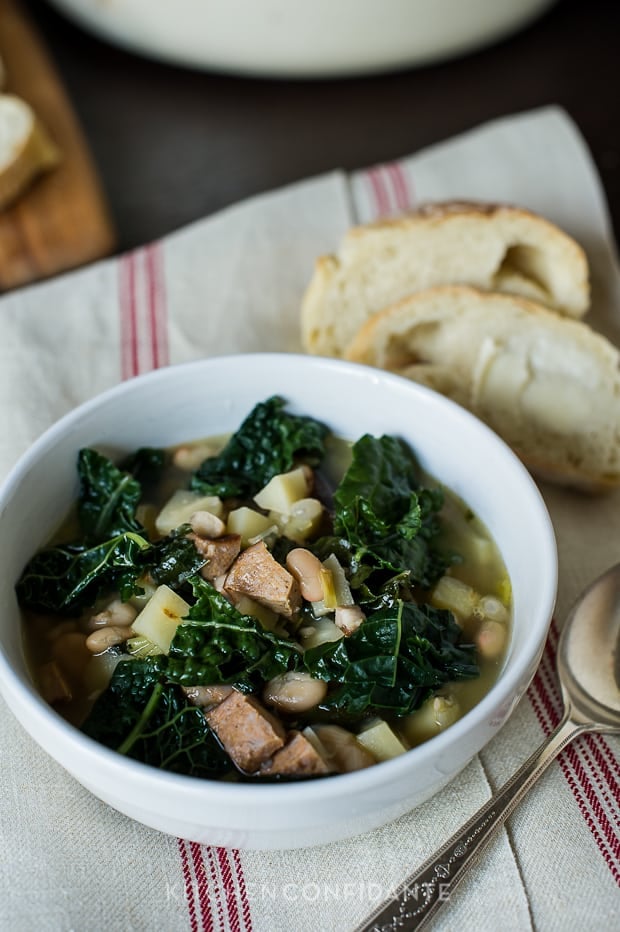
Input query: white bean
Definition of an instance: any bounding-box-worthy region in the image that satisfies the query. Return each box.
[263,671,327,713]
[183,684,234,708]
[108,600,138,626]
[85,626,133,654]
[285,548,324,601]
[85,599,137,631]
[172,442,217,471]
[475,620,507,659]
[190,510,227,538]
[334,604,365,636]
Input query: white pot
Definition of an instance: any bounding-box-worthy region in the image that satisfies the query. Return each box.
[46,0,559,77]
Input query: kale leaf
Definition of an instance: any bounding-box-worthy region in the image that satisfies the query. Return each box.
[190,396,329,498]
[119,446,166,493]
[16,531,205,614]
[165,577,301,689]
[16,532,150,613]
[77,448,144,541]
[142,528,206,589]
[16,532,205,615]
[16,445,204,613]
[303,600,478,717]
[81,657,233,778]
[325,434,449,589]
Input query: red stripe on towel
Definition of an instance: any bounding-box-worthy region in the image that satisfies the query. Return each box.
[216,848,242,932]
[189,841,215,931]
[145,241,169,370]
[533,661,620,880]
[118,245,253,931]
[118,252,139,380]
[178,839,200,932]
[386,161,413,212]
[232,848,253,931]
[527,622,620,884]
[204,846,228,931]
[366,166,391,217]
[118,244,169,379]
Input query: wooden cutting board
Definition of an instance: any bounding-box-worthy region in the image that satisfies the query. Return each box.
[0,0,115,290]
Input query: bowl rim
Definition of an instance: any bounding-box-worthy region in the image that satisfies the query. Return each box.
[0,352,558,804]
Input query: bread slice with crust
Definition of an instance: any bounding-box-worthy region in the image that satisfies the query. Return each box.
[0,94,60,210]
[301,201,590,358]
[345,285,620,490]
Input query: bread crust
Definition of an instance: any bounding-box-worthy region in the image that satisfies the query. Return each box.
[0,94,60,210]
[301,200,590,358]
[345,285,620,491]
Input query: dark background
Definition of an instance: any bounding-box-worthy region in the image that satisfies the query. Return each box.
[24,0,619,253]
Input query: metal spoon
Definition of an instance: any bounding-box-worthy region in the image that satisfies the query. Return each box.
[356,562,620,932]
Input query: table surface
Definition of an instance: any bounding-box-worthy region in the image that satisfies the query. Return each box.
[23,0,619,255]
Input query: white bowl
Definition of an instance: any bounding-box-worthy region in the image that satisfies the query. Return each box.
[0,354,556,849]
[46,0,559,78]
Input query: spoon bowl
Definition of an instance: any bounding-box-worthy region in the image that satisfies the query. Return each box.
[358,562,620,931]
[558,563,620,730]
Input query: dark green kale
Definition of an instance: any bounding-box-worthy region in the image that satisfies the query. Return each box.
[16,532,150,613]
[15,528,205,615]
[314,434,449,591]
[77,448,144,541]
[16,446,203,613]
[165,577,302,689]
[81,657,233,778]
[190,396,329,499]
[143,527,205,590]
[303,600,478,717]
[119,446,166,493]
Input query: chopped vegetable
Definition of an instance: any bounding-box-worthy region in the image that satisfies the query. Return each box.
[253,466,310,514]
[131,584,191,654]
[81,657,233,778]
[357,718,408,761]
[190,396,329,498]
[303,601,478,716]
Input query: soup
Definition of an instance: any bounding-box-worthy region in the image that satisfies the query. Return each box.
[18,396,511,780]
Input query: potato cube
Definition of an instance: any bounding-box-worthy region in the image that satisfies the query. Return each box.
[271,497,324,543]
[226,506,275,548]
[131,584,191,654]
[357,719,407,761]
[431,575,479,621]
[155,490,223,536]
[235,595,280,632]
[253,467,309,515]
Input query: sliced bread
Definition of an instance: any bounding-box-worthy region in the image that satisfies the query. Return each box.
[345,285,620,490]
[301,201,590,358]
[0,94,60,210]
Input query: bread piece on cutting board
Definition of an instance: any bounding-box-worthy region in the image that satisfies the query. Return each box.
[301,201,590,358]
[345,285,620,490]
[0,94,60,210]
[0,0,114,289]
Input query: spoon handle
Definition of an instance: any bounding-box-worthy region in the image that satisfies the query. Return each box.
[355,713,589,931]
